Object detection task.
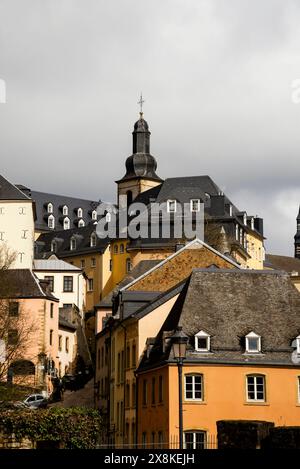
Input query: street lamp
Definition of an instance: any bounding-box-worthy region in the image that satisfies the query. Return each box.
[171,326,188,450]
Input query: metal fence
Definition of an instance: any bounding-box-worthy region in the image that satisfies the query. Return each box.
[96,434,218,450]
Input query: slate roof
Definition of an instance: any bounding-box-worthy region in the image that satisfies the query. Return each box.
[0,269,58,301]
[33,259,82,271]
[16,185,100,232]
[139,269,300,371]
[0,175,30,200]
[35,224,110,258]
[265,254,300,274]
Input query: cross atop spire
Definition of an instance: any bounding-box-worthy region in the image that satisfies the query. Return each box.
[138,92,145,115]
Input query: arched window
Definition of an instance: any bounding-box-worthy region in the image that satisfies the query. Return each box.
[77,208,83,218]
[62,205,68,216]
[63,217,70,230]
[120,243,124,254]
[70,236,76,251]
[48,215,55,229]
[51,240,57,253]
[90,232,97,247]
[78,219,85,227]
[92,210,97,221]
[114,245,118,254]
[47,203,53,214]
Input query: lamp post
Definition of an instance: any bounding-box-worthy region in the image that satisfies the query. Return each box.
[171,326,188,450]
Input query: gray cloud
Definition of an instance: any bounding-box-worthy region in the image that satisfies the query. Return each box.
[0,0,299,254]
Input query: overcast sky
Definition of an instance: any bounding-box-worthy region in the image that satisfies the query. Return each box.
[1,0,300,255]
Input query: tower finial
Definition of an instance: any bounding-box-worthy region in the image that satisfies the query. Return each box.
[138,92,145,116]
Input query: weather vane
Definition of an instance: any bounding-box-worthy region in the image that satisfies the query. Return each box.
[138,92,145,114]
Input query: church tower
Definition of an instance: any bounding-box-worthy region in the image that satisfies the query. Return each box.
[116,108,163,207]
[294,206,300,259]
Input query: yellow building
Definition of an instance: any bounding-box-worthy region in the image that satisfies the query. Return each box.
[136,268,300,448]
[95,239,241,447]
[265,253,300,292]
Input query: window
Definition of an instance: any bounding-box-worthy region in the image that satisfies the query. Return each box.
[48,215,55,229]
[125,383,130,408]
[62,205,68,216]
[296,335,300,354]
[9,302,19,317]
[126,258,131,273]
[90,232,97,247]
[92,210,97,221]
[50,303,54,319]
[19,252,25,263]
[195,330,210,352]
[185,374,203,401]
[78,219,85,227]
[109,259,113,272]
[44,276,54,292]
[247,375,265,402]
[132,382,136,407]
[70,237,76,251]
[245,332,261,353]
[184,431,206,449]
[91,258,96,267]
[50,240,57,253]
[63,217,70,230]
[120,243,124,254]
[151,377,156,405]
[80,259,85,269]
[63,276,73,292]
[190,199,200,212]
[114,244,118,254]
[126,346,130,369]
[47,203,53,214]
[132,343,136,367]
[58,335,62,352]
[65,337,69,353]
[21,230,28,239]
[88,278,94,292]
[235,224,239,241]
[0,231,4,241]
[49,329,53,346]
[77,208,83,218]
[158,376,163,403]
[167,199,176,213]
[142,379,148,406]
[0,207,4,215]
[8,330,18,345]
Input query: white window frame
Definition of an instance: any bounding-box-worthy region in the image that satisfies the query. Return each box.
[63,217,70,230]
[70,237,76,251]
[48,215,55,229]
[184,374,203,401]
[167,200,177,213]
[190,199,200,213]
[245,332,261,353]
[47,203,53,214]
[90,233,97,247]
[195,330,210,352]
[296,336,300,354]
[184,431,206,450]
[92,210,97,220]
[77,208,83,218]
[78,219,85,227]
[246,375,265,402]
[87,278,94,292]
[62,205,68,216]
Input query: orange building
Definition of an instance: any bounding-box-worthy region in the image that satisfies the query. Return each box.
[136,269,300,449]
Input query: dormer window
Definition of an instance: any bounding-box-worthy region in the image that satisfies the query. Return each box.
[63,217,70,230]
[92,210,97,221]
[51,240,57,253]
[48,215,55,229]
[296,336,300,354]
[78,219,85,227]
[245,332,261,353]
[190,199,200,212]
[90,232,97,248]
[47,203,53,214]
[77,208,83,218]
[195,331,210,352]
[63,205,68,216]
[70,237,76,251]
[167,200,177,213]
